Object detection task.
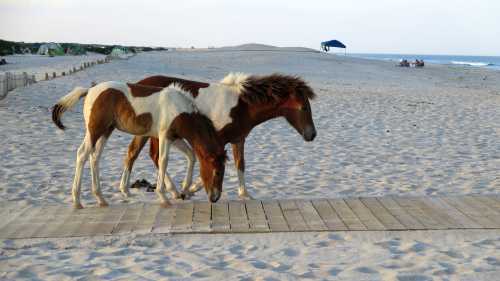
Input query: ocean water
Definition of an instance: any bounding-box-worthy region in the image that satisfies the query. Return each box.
[348,53,500,70]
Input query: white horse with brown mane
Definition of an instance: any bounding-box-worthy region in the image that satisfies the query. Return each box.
[121,73,317,200]
[52,82,226,209]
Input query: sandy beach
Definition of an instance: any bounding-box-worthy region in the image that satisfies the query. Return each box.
[1,49,499,280]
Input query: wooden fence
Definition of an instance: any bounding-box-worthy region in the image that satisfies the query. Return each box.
[0,57,111,101]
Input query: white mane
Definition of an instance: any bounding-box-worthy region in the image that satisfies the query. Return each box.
[219,72,249,93]
[166,83,198,112]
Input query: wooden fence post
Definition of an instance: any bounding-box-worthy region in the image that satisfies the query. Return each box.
[45,73,49,80]
[23,72,28,87]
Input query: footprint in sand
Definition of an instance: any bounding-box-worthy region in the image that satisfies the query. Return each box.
[283,248,299,257]
[397,275,432,281]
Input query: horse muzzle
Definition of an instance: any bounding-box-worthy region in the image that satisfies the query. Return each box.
[208,190,221,203]
[303,126,317,141]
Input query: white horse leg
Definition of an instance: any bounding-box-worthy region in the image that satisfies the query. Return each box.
[163,172,179,199]
[72,135,93,209]
[173,139,196,199]
[232,141,253,199]
[237,170,253,199]
[90,136,108,207]
[156,136,172,208]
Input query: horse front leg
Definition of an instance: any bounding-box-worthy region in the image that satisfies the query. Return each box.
[119,135,148,198]
[150,137,180,199]
[232,140,253,199]
[156,135,172,208]
[173,139,196,199]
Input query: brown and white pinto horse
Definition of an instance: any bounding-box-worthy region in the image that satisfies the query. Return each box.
[121,73,316,199]
[52,82,226,208]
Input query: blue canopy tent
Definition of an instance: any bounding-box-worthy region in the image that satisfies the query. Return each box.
[321,40,346,54]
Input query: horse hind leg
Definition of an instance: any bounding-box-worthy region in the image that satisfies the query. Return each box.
[120,135,148,198]
[89,132,111,207]
[72,135,93,209]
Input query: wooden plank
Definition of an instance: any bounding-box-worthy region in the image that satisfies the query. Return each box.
[393,197,446,230]
[192,202,212,232]
[151,204,176,234]
[377,197,424,230]
[228,201,250,232]
[460,197,500,227]
[112,203,144,234]
[410,197,460,229]
[6,205,60,239]
[344,198,385,230]
[295,200,327,231]
[262,201,289,232]
[33,205,73,238]
[311,199,348,231]
[328,199,366,230]
[21,205,66,239]
[441,197,499,229]
[426,197,481,229]
[245,200,269,232]
[171,202,194,232]
[90,205,127,236]
[211,201,230,232]
[133,204,161,234]
[471,196,500,214]
[68,206,124,237]
[360,198,406,230]
[0,205,43,238]
[0,203,31,230]
[279,200,308,231]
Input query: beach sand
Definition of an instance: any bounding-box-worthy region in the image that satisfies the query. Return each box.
[0,50,499,280]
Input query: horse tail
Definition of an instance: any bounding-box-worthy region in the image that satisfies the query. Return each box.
[52,87,88,130]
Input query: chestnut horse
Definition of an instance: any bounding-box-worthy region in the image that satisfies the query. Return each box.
[120,73,317,199]
[52,82,226,208]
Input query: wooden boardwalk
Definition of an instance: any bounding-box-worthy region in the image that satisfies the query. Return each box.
[1,195,500,239]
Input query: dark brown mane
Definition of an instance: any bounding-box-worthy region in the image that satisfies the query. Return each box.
[137,75,210,98]
[240,74,316,105]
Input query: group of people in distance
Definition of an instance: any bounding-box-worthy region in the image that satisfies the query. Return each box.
[398,59,424,67]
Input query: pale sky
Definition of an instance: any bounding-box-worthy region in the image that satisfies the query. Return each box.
[1,0,499,56]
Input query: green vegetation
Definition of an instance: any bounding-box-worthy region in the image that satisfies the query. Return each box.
[0,39,167,56]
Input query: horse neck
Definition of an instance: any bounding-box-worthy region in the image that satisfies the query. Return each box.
[173,113,219,155]
[218,100,282,142]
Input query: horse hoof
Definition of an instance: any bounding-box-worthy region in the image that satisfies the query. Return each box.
[98,201,109,208]
[238,193,254,200]
[73,203,84,209]
[180,193,186,200]
[171,193,182,199]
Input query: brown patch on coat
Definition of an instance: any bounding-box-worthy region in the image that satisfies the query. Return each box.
[88,89,152,146]
[136,75,210,98]
[126,83,163,97]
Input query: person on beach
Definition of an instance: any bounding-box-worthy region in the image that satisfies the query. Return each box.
[399,59,410,67]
